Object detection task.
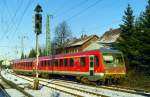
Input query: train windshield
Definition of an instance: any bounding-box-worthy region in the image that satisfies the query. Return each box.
[102,53,125,68]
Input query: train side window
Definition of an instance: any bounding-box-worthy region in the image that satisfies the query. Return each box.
[42,61,44,67]
[95,56,99,66]
[43,61,46,67]
[55,59,58,67]
[64,59,68,67]
[70,58,74,67]
[41,61,43,67]
[48,60,51,66]
[60,59,63,67]
[45,60,48,67]
[29,62,31,67]
[52,60,55,66]
[44,61,46,67]
[50,60,52,66]
[80,57,86,66]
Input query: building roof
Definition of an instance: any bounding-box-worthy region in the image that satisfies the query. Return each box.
[66,35,99,47]
[99,28,121,43]
[83,41,104,51]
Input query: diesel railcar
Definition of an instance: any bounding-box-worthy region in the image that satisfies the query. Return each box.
[12,48,126,84]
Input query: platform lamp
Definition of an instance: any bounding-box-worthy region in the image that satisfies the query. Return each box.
[33,4,43,90]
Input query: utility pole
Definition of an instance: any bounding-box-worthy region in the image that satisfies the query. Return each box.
[46,15,52,56]
[34,4,43,90]
[19,35,28,59]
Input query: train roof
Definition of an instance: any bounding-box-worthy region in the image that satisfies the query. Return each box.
[38,49,100,60]
[100,47,122,53]
[13,48,122,63]
[13,58,35,63]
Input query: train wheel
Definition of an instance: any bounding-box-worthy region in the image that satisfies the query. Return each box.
[104,79,108,85]
[96,80,104,86]
[76,76,81,83]
[116,78,120,84]
[81,77,90,84]
[104,79,112,85]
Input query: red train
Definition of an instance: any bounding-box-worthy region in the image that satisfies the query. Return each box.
[12,48,126,84]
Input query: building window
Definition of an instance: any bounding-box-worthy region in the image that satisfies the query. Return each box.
[80,57,86,66]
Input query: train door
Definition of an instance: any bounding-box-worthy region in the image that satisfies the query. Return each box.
[89,55,94,76]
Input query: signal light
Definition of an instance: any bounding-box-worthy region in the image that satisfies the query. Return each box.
[35,13,42,35]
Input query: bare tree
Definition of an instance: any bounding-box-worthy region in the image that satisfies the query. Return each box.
[54,21,72,53]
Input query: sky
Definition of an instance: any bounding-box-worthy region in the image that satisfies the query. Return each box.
[0,0,147,60]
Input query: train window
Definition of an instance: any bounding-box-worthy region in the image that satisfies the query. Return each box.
[95,56,99,66]
[45,60,48,66]
[29,62,31,67]
[80,57,86,66]
[51,59,55,66]
[64,59,68,67]
[31,62,32,67]
[44,61,47,67]
[42,61,45,67]
[60,59,63,67]
[48,60,51,66]
[70,58,74,67]
[55,59,58,67]
[41,61,43,67]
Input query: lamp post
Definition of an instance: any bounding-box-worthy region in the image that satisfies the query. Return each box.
[33,4,42,90]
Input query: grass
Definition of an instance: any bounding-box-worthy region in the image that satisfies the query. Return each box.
[120,70,150,92]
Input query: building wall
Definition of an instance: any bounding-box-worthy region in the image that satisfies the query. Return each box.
[81,37,98,51]
[57,36,99,54]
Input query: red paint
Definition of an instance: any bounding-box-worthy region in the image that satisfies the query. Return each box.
[12,49,126,77]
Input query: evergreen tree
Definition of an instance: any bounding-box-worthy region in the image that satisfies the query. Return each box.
[28,49,36,58]
[21,52,25,59]
[116,4,135,69]
[134,0,150,74]
[39,48,43,57]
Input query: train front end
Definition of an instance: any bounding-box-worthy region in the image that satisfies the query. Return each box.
[100,48,126,83]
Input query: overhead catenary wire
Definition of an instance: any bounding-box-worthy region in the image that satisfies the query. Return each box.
[66,0,103,21]
[0,0,35,59]
[0,0,24,40]
[10,0,34,41]
[54,0,89,19]
[3,0,24,39]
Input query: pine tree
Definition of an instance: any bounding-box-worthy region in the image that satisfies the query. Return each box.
[134,0,150,74]
[39,48,42,57]
[21,52,25,59]
[28,49,36,58]
[117,4,135,69]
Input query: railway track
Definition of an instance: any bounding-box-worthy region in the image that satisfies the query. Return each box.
[14,73,150,97]
[13,74,107,97]
[35,77,150,97]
